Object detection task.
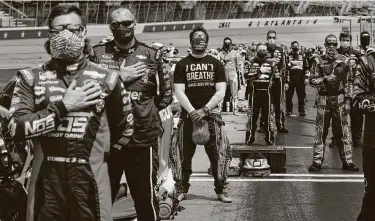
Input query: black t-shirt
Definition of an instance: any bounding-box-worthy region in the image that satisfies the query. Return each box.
[174,54,226,109]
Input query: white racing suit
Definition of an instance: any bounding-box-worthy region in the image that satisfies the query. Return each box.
[219,49,240,113]
[309,54,354,165]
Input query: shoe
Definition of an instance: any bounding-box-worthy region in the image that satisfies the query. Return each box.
[299,112,306,116]
[277,127,289,133]
[246,136,255,145]
[265,138,274,146]
[286,112,292,116]
[342,163,360,171]
[308,163,322,171]
[217,193,232,203]
[177,192,188,201]
[353,139,362,148]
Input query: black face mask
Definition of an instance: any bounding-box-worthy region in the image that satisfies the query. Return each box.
[257,51,267,59]
[361,35,370,49]
[292,47,298,52]
[224,43,231,49]
[112,27,134,45]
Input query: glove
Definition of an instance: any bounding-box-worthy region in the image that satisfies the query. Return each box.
[260,66,271,74]
[284,83,289,91]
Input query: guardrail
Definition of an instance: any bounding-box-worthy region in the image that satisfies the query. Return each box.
[0,16,367,40]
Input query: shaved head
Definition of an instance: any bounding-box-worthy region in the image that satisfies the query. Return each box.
[110,8,135,23]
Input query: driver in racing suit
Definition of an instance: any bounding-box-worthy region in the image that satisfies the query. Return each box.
[89,7,172,221]
[8,5,134,221]
[244,43,275,145]
[353,50,375,221]
[308,34,359,172]
[219,37,240,115]
[260,30,289,134]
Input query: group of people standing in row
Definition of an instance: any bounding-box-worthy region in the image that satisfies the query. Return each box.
[3,3,375,221]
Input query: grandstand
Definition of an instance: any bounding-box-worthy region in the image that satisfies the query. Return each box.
[0,0,374,28]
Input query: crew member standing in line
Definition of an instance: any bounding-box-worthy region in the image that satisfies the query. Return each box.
[90,7,173,221]
[285,41,309,116]
[260,30,289,134]
[174,27,232,203]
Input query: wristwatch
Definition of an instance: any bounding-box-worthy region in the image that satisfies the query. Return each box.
[203,106,210,115]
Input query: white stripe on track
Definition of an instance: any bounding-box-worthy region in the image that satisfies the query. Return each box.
[190,178,364,182]
[190,173,364,178]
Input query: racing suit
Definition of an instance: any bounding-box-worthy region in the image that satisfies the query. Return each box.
[260,44,288,132]
[330,47,363,148]
[90,38,172,221]
[219,49,240,113]
[245,49,257,101]
[286,50,309,114]
[9,58,134,221]
[309,54,355,166]
[353,54,375,221]
[244,57,275,144]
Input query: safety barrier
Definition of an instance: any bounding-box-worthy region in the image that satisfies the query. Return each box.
[0,16,369,40]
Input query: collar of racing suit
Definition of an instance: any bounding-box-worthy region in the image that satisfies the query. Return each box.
[113,38,139,55]
[190,51,208,58]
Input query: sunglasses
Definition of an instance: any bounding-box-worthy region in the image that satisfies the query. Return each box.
[267,37,276,39]
[326,42,338,47]
[110,20,134,29]
[50,24,84,34]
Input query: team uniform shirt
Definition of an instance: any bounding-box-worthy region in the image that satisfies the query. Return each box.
[174,54,226,111]
[288,52,309,84]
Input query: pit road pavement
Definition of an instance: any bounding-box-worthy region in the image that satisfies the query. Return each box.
[0,25,366,221]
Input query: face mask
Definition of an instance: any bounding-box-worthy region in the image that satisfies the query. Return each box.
[190,37,207,52]
[49,29,84,60]
[257,51,267,59]
[326,47,337,59]
[112,27,134,45]
[224,42,231,49]
[292,47,298,52]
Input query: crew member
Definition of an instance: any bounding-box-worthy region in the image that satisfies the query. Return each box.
[90,7,173,221]
[308,34,359,172]
[10,5,134,221]
[333,31,362,149]
[260,30,289,133]
[219,37,240,115]
[352,49,375,221]
[285,41,309,116]
[174,27,232,203]
[244,43,275,145]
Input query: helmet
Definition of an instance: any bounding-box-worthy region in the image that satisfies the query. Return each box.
[151,42,164,50]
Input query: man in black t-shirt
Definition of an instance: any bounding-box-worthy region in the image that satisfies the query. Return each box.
[173,27,232,203]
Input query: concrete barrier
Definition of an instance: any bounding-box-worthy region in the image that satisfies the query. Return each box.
[0,16,369,40]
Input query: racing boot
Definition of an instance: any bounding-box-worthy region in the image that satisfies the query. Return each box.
[217,193,232,203]
[299,112,306,116]
[265,138,274,146]
[286,111,292,116]
[308,162,322,172]
[277,127,289,133]
[342,163,360,171]
[246,132,256,145]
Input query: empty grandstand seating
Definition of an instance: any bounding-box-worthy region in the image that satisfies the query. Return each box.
[0,10,26,27]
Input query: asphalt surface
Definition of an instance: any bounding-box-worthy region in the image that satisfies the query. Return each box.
[0,24,365,221]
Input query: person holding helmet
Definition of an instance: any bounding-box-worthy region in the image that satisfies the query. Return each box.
[173,27,232,203]
[308,34,359,172]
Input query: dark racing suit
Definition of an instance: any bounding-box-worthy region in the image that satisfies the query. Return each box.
[286,50,309,114]
[309,54,354,165]
[244,57,275,143]
[330,47,363,148]
[260,44,288,131]
[353,53,375,221]
[90,38,173,221]
[9,59,134,221]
